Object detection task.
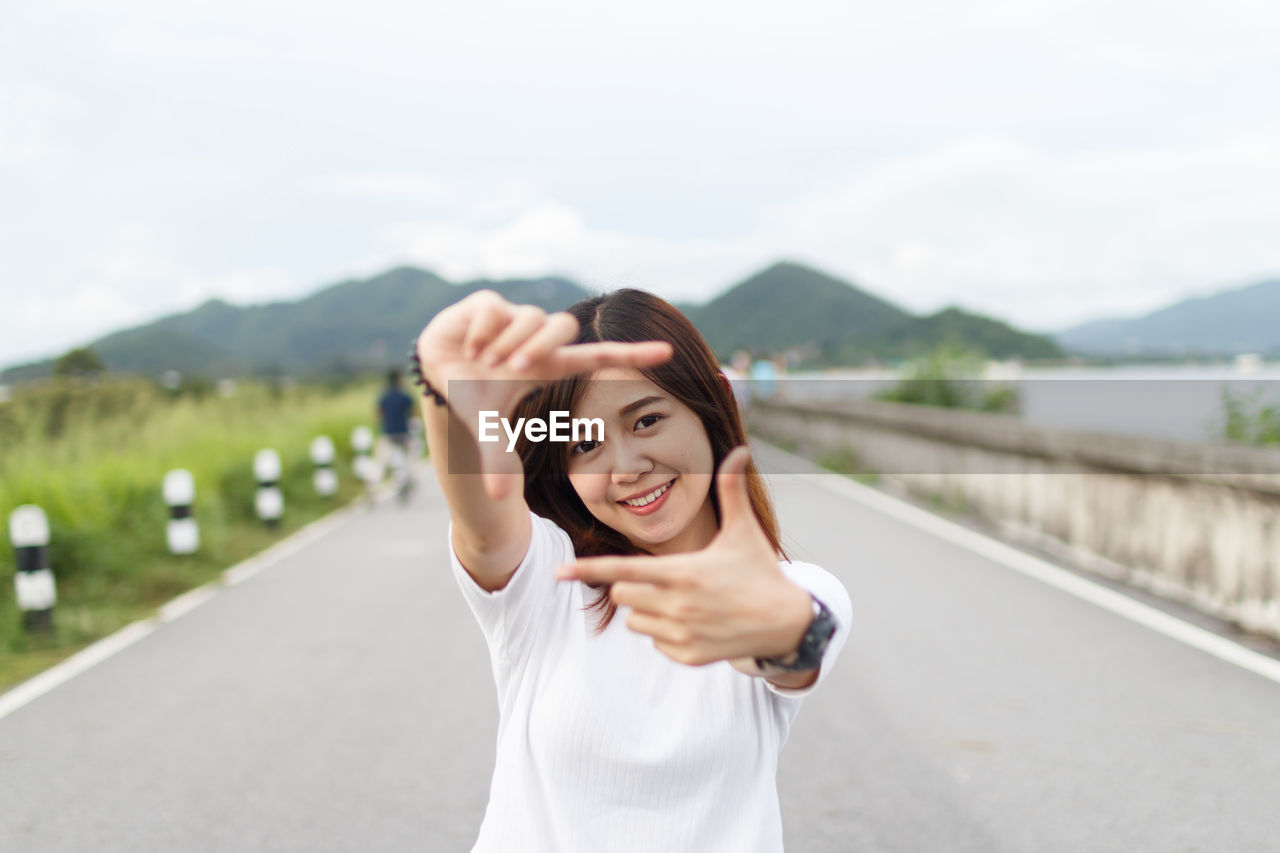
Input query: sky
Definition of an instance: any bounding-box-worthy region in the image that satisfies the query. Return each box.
[3,0,1280,366]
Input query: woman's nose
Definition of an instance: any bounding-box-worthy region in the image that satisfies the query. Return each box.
[609,438,653,483]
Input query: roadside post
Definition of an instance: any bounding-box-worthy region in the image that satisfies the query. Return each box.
[8,505,56,632]
[254,449,284,527]
[163,469,199,554]
[351,426,376,485]
[311,435,338,497]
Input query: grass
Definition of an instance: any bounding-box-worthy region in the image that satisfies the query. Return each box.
[0,376,383,692]
[1221,387,1280,445]
[817,446,880,485]
[925,490,969,516]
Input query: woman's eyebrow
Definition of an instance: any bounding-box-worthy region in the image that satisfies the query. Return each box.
[617,395,665,417]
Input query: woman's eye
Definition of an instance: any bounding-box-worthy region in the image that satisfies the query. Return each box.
[572,414,660,455]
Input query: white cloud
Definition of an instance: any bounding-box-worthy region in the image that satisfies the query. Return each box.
[204,267,299,304]
[83,223,184,282]
[16,284,139,340]
[751,134,1280,328]
[0,82,80,165]
[369,133,1280,330]
[1,218,303,363]
[9,127,1279,368]
[6,0,1280,367]
[377,201,759,299]
[303,170,549,223]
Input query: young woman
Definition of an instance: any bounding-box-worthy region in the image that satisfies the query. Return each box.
[413,287,851,852]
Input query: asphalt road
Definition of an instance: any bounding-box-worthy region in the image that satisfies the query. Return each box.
[2,444,1278,852]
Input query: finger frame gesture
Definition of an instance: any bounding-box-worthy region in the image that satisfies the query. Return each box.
[556,446,814,672]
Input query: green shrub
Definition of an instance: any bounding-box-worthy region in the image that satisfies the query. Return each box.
[874,344,1020,414]
[817,446,879,485]
[0,377,380,688]
[1221,387,1280,445]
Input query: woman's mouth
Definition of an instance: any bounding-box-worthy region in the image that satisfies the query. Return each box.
[618,478,675,516]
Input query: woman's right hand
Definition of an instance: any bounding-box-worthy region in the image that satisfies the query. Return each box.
[415,290,673,500]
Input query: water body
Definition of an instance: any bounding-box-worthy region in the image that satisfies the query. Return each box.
[765,364,1280,444]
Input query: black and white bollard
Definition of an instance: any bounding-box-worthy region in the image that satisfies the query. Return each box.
[310,436,338,497]
[254,449,284,527]
[9,505,56,632]
[163,469,199,554]
[351,426,376,485]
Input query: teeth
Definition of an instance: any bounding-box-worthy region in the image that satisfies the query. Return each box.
[623,480,671,507]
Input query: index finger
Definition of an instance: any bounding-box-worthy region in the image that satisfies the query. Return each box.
[545,341,673,378]
[555,554,682,586]
[506,311,579,370]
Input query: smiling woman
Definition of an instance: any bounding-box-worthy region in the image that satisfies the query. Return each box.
[412,288,851,853]
[512,292,771,596]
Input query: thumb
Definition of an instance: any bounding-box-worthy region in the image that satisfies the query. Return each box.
[714,445,756,534]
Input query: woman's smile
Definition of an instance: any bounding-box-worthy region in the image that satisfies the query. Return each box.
[617,477,676,515]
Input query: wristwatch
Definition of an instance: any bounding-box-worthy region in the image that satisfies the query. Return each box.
[755,594,837,673]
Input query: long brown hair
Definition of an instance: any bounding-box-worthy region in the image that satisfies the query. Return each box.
[513,288,788,633]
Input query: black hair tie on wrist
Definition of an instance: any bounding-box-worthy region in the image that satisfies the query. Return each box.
[408,337,448,407]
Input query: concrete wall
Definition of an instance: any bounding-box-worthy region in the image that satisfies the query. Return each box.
[746,398,1280,642]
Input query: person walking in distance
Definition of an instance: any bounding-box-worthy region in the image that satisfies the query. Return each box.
[377,368,416,502]
[411,289,851,852]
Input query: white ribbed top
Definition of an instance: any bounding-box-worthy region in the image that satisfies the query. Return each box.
[449,511,851,853]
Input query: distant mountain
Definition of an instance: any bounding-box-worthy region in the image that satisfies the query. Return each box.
[864,307,1063,361]
[1,261,1063,382]
[1056,279,1280,356]
[688,262,1060,363]
[686,262,913,361]
[1,268,590,382]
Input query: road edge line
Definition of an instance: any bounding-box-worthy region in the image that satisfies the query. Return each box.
[754,438,1280,686]
[0,484,395,723]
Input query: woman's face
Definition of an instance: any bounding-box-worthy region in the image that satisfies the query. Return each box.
[566,368,718,555]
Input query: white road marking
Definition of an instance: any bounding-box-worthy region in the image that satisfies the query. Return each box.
[158,584,219,622]
[0,470,415,723]
[0,621,157,721]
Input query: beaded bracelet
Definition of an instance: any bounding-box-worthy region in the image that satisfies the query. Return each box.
[407,337,448,407]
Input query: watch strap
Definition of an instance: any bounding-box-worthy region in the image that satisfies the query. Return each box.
[755,594,837,673]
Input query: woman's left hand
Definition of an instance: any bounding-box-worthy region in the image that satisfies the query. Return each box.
[554,446,813,668]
